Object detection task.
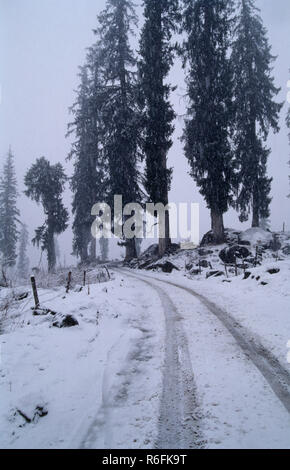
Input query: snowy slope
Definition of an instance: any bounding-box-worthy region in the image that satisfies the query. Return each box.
[0,273,164,449]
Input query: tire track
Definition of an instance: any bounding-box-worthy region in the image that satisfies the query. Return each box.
[117,270,204,449]
[121,269,290,416]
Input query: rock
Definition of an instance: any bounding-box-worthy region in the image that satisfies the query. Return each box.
[33,307,57,317]
[185,263,193,271]
[165,243,180,255]
[269,238,282,252]
[240,228,273,248]
[282,245,290,256]
[243,272,251,280]
[200,231,218,246]
[190,269,201,276]
[199,259,210,268]
[139,260,155,270]
[53,314,79,328]
[261,282,268,286]
[139,244,159,260]
[238,240,251,246]
[201,228,241,245]
[146,261,179,273]
[159,262,180,273]
[14,292,29,301]
[219,245,251,264]
[198,248,214,256]
[267,268,280,275]
[236,263,250,270]
[206,271,224,279]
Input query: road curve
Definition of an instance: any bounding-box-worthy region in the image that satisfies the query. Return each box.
[120,269,290,417]
[116,269,204,449]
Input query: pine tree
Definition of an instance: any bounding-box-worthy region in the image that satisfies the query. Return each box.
[17,223,29,279]
[67,56,108,264]
[95,0,142,260]
[139,0,180,256]
[24,157,69,272]
[182,0,235,243]
[0,148,19,267]
[232,0,282,227]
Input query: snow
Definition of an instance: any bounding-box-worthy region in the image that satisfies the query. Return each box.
[0,273,165,449]
[123,267,290,449]
[1,247,290,449]
[240,227,273,246]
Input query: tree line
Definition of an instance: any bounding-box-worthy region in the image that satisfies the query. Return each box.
[0,0,288,274]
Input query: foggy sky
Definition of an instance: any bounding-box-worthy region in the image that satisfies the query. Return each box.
[0,0,290,266]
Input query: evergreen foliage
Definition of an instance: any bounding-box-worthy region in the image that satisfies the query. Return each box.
[0,148,19,267]
[24,157,69,272]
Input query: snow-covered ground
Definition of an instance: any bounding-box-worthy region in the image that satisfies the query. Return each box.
[1,235,290,449]
[0,273,165,449]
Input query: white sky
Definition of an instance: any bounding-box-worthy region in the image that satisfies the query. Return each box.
[0,0,290,266]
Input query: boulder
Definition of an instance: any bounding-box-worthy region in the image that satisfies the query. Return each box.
[198,248,214,256]
[240,228,273,248]
[219,245,251,264]
[185,263,193,271]
[282,245,290,256]
[200,231,216,246]
[139,244,159,260]
[206,271,224,279]
[238,240,251,246]
[53,314,79,329]
[33,307,57,317]
[165,243,180,255]
[199,259,211,268]
[267,268,280,275]
[190,269,201,276]
[243,272,251,280]
[139,260,154,270]
[14,292,29,302]
[269,238,282,252]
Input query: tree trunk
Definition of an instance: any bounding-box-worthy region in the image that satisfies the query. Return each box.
[47,230,56,272]
[158,148,171,257]
[125,238,137,261]
[158,210,171,257]
[90,236,96,263]
[211,209,225,244]
[252,196,260,228]
[80,225,90,264]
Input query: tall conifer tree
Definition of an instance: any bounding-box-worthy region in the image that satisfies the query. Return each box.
[24,158,69,272]
[182,0,235,243]
[139,0,180,256]
[0,148,19,267]
[17,223,29,279]
[231,0,282,227]
[95,0,142,260]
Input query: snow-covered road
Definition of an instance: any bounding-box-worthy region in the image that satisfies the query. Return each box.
[119,270,204,449]
[1,268,290,449]
[118,269,290,449]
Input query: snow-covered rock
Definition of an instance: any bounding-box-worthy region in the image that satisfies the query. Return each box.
[240,228,273,247]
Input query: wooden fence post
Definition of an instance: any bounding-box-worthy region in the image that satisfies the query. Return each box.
[104,265,111,280]
[83,271,86,287]
[31,276,40,308]
[224,264,228,278]
[234,257,238,277]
